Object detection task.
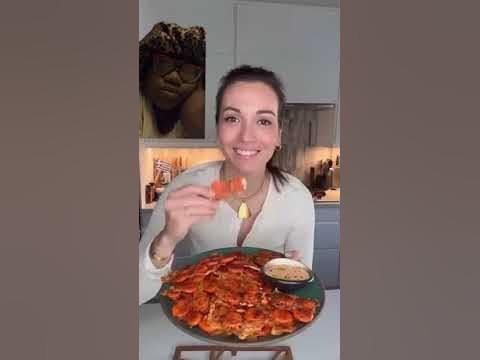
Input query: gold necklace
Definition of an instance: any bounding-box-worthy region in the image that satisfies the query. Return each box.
[220,166,267,220]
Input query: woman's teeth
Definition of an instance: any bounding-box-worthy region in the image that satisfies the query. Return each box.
[234,149,259,156]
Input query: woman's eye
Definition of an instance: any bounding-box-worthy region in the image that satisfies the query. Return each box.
[258,118,272,126]
[224,116,239,123]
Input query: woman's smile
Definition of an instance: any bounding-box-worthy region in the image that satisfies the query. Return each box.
[233,147,261,158]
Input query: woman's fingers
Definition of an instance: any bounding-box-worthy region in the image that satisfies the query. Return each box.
[181,205,217,218]
[167,197,219,212]
[168,185,215,200]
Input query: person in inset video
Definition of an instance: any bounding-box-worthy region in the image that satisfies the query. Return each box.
[139,22,206,138]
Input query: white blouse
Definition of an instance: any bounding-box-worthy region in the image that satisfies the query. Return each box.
[139,161,315,304]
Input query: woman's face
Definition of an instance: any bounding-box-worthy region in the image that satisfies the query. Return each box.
[217,81,282,176]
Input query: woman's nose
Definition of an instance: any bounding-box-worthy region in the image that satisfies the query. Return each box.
[239,122,256,142]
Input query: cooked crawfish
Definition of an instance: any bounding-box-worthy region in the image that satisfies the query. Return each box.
[162,251,320,340]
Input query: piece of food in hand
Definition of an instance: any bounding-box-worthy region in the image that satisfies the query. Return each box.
[211,176,247,200]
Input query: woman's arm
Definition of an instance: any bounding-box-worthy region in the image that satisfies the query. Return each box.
[139,184,175,305]
[284,191,315,268]
[139,176,219,304]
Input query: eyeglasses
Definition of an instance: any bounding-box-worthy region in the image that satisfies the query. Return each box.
[151,53,203,84]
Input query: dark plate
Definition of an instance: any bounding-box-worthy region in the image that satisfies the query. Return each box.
[159,246,325,346]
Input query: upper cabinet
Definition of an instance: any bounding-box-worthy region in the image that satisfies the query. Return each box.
[235,2,340,103]
[282,105,337,147]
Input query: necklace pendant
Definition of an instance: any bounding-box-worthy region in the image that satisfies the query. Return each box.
[238,201,251,219]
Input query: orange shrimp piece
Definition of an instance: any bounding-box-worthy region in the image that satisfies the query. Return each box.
[261,282,274,294]
[295,298,318,311]
[192,293,210,314]
[228,290,242,305]
[198,318,223,335]
[220,252,242,264]
[253,251,283,266]
[228,176,247,193]
[292,307,315,323]
[259,325,272,337]
[163,288,182,301]
[244,307,266,322]
[271,322,296,335]
[242,292,260,306]
[242,281,260,293]
[271,309,294,325]
[175,281,197,294]
[222,278,242,292]
[223,311,243,331]
[227,264,245,274]
[271,293,296,310]
[211,177,247,200]
[184,311,203,327]
[243,268,262,281]
[202,276,218,294]
[171,299,191,319]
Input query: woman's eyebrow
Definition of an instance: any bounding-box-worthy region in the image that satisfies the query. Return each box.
[222,106,241,113]
[257,110,276,116]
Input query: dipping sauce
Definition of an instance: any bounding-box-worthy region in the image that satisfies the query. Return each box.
[264,264,311,281]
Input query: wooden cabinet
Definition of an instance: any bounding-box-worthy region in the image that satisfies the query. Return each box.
[313,204,340,289]
[235,2,340,103]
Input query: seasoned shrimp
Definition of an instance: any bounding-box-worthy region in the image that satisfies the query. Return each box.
[192,292,210,314]
[184,311,203,327]
[198,318,223,335]
[271,293,296,310]
[242,292,260,306]
[171,299,191,319]
[271,309,294,325]
[244,307,266,322]
[271,322,296,335]
[294,298,318,311]
[223,311,243,332]
[292,307,315,323]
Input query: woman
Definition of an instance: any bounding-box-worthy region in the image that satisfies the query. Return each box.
[139,65,315,304]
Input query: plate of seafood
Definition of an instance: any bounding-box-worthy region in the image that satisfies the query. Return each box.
[159,247,325,346]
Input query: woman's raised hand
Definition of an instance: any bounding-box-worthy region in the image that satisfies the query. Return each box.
[162,185,219,245]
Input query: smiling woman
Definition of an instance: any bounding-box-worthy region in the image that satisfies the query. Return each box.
[139,65,315,306]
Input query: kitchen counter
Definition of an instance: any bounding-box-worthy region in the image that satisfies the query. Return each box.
[139,289,340,360]
[314,189,340,205]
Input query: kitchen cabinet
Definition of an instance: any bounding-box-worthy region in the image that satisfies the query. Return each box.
[235,2,340,103]
[282,105,337,147]
[313,204,340,289]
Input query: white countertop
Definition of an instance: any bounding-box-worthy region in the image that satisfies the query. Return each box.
[139,289,340,360]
